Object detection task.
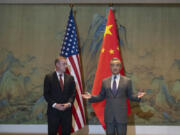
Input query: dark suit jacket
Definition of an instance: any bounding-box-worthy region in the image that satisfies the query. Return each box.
[43,71,76,115]
[89,75,141,123]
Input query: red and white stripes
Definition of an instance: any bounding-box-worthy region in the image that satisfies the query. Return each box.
[66,54,85,132]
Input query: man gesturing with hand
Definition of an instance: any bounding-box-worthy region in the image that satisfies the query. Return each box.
[82,57,145,135]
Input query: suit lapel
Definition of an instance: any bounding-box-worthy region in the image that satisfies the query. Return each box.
[53,71,61,91]
[115,76,124,96]
[64,73,68,90]
[107,76,115,97]
[107,77,112,90]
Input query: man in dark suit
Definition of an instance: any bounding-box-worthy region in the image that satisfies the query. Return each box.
[44,56,76,135]
[82,57,145,135]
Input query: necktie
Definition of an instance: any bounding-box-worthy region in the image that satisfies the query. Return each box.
[59,74,64,91]
[112,75,117,95]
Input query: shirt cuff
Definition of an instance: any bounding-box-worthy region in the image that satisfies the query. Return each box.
[52,103,57,108]
[68,103,71,107]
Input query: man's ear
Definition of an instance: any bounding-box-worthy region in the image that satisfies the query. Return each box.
[55,62,58,67]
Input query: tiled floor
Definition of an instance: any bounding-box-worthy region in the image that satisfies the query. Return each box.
[0,134,100,135]
[0,125,166,135]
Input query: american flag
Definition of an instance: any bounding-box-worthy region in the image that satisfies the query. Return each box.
[60,9,85,133]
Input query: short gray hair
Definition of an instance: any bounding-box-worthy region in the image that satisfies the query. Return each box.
[110,57,121,65]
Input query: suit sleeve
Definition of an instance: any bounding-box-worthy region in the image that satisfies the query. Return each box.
[67,77,76,105]
[127,80,141,102]
[88,81,106,103]
[43,75,56,107]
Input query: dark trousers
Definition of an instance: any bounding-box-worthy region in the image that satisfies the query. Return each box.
[47,111,72,135]
[106,120,127,135]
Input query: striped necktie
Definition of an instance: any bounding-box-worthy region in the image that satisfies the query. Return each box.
[112,75,117,95]
[59,74,64,91]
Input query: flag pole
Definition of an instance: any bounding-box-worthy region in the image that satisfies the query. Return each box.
[69,3,74,8]
[109,3,113,7]
[109,3,115,11]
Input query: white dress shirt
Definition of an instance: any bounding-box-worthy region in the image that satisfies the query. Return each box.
[56,71,64,83]
[111,74,120,90]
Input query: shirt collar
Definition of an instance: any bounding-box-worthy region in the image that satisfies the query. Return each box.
[56,71,64,77]
[112,74,120,80]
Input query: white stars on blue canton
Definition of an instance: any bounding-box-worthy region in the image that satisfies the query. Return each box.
[60,9,79,57]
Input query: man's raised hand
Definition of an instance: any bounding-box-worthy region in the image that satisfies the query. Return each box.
[137,89,146,98]
[82,92,92,99]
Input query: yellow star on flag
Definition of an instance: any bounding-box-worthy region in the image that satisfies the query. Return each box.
[109,49,114,54]
[101,48,105,53]
[104,25,113,37]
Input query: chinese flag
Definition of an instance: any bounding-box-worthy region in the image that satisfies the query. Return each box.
[91,8,131,129]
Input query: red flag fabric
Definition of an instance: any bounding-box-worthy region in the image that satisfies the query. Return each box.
[91,8,131,129]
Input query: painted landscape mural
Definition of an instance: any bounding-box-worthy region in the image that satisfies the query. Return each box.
[0,5,180,125]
